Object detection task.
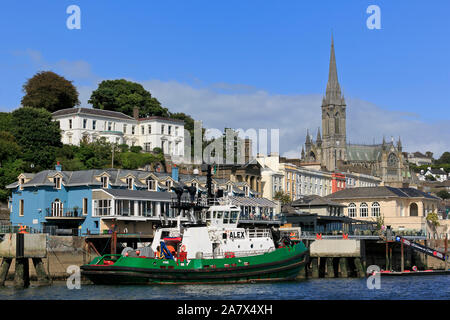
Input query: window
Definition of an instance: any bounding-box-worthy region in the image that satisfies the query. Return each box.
[165,180,172,188]
[161,125,165,134]
[54,176,61,189]
[94,199,111,216]
[348,203,356,217]
[101,176,109,188]
[147,178,156,191]
[19,199,24,216]
[371,202,380,217]
[141,126,145,135]
[132,126,135,135]
[175,127,179,135]
[123,124,127,134]
[69,119,73,129]
[83,119,88,129]
[108,122,112,131]
[360,202,368,217]
[127,177,134,190]
[148,125,152,134]
[82,198,88,215]
[92,120,96,130]
[144,143,152,152]
[19,177,25,190]
[168,126,172,135]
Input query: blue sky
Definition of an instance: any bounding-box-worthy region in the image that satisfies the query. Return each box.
[0,1,449,157]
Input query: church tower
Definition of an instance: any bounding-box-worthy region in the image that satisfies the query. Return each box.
[321,35,347,171]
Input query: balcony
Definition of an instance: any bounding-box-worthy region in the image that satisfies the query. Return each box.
[45,208,87,220]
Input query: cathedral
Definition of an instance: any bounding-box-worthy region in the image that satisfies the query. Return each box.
[300,36,410,186]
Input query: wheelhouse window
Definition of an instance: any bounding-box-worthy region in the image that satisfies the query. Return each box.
[348,203,356,217]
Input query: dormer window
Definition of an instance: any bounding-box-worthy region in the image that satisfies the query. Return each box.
[127,177,134,190]
[19,177,25,190]
[165,180,172,188]
[101,176,109,188]
[54,176,61,189]
[147,178,156,191]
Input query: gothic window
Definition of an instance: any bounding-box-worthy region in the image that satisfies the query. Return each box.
[335,112,340,134]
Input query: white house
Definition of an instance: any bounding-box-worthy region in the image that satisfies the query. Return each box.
[52,108,185,160]
[418,167,449,182]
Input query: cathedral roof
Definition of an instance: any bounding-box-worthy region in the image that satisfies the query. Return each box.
[346,144,383,162]
[323,35,345,106]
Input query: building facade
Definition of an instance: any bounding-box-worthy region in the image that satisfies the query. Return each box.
[326,186,440,234]
[52,107,185,160]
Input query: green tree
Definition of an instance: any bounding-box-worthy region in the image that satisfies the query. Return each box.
[89,79,169,118]
[436,190,450,200]
[436,152,450,165]
[273,191,292,205]
[0,112,12,132]
[426,212,440,227]
[0,131,21,164]
[21,71,80,112]
[10,107,62,171]
[0,159,25,201]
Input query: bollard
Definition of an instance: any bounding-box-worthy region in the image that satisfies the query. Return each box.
[0,258,12,286]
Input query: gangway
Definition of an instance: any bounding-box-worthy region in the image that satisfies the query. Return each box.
[395,236,448,262]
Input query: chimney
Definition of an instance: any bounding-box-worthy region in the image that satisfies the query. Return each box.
[55,161,62,172]
[171,165,179,182]
[133,107,139,120]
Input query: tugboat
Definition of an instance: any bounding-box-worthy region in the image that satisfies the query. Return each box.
[80,165,308,285]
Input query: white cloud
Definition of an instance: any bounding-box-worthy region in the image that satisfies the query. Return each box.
[141,79,450,159]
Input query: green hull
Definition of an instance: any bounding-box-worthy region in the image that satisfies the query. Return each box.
[81,243,309,285]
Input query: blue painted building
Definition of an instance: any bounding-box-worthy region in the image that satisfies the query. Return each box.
[7,164,277,235]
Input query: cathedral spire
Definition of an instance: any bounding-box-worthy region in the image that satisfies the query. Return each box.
[324,34,344,106]
[316,127,322,145]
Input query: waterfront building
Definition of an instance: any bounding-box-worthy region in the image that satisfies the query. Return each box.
[52,107,185,161]
[345,172,381,189]
[6,164,277,235]
[300,36,410,186]
[325,186,441,234]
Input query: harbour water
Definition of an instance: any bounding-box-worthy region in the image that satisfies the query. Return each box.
[0,276,448,300]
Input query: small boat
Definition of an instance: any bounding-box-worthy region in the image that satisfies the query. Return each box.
[81,203,308,285]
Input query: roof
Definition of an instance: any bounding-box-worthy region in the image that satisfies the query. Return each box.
[220,196,276,208]
[138,116,184,124]
[428,168,447,175]
[325,186,439,200]
[291,195,346,207]
[52,107,135,121]
[346,144,383,162]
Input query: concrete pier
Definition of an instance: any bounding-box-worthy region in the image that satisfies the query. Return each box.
[354,258,365,278]
[14,258,30,288]
[310,257,319,278]
[0,258,12,286]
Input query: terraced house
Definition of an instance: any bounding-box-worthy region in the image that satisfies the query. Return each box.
[7,164,277,236]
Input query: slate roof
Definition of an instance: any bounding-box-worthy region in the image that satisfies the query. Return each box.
[291,195,346,207]
[52,108,135,121]
[346,144,383,162]
[325,186,439,200]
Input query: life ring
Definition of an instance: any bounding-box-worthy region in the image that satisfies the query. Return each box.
[180,245,186,252]
[412,266,418,272]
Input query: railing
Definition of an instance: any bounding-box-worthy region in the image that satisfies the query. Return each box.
[0,225,40,234]
[43,225,80,236]
[45,208,86,218]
